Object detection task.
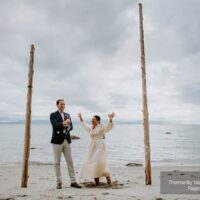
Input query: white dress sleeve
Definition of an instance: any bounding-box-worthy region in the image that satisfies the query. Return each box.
[103,121,114,133]
[80,121,91,133]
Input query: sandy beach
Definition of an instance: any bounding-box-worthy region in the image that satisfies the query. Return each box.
[0,164,199,200]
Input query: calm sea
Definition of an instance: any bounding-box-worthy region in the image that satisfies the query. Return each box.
[0,123,200,167]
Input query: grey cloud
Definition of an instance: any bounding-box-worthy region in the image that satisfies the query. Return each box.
[0,0,200,124]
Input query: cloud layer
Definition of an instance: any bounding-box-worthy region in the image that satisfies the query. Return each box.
[0,0,199,124]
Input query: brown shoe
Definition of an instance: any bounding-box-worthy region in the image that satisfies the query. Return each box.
[56,182,62,189]
[71,182,82,188]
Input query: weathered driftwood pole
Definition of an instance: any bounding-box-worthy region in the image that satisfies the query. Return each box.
[21,44,35,187]
[138,3,152,185]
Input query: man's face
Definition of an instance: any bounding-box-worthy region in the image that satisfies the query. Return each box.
[57,100,65,112]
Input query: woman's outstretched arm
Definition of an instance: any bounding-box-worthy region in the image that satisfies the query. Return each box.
[78,113,91,133]
[104,112,115,133]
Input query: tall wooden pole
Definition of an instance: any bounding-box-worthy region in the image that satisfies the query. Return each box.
[138,3,152,185]
[21,44,35,187]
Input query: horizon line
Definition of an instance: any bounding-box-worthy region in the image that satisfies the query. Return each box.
[0,119,199,125]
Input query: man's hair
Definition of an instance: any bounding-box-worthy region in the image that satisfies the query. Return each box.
[56,99,64,105]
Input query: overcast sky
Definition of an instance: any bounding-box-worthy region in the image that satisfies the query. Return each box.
[0,0,199,124]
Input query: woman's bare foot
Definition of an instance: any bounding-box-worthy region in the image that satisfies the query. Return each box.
[106,176,111,185]
[94,178,100,186]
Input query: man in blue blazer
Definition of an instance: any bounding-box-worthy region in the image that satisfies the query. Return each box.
[50,99,81,189]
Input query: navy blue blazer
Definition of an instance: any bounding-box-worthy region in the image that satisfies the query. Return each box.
[50,111,73,144]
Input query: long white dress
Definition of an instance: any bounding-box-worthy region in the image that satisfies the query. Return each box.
[78,121,114,182]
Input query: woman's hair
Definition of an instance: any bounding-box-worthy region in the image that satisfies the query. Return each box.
[94,115,101,124]
[94,115,105,139]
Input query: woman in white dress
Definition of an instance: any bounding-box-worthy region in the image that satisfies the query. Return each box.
[77,112,115,186]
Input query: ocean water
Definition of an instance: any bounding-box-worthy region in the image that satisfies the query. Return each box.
[0,123,200,167]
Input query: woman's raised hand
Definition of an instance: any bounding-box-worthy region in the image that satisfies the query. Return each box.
[108,112,115,121]
[78,113,83,122]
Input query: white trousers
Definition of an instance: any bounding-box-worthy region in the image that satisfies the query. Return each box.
[53,139,76,183]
